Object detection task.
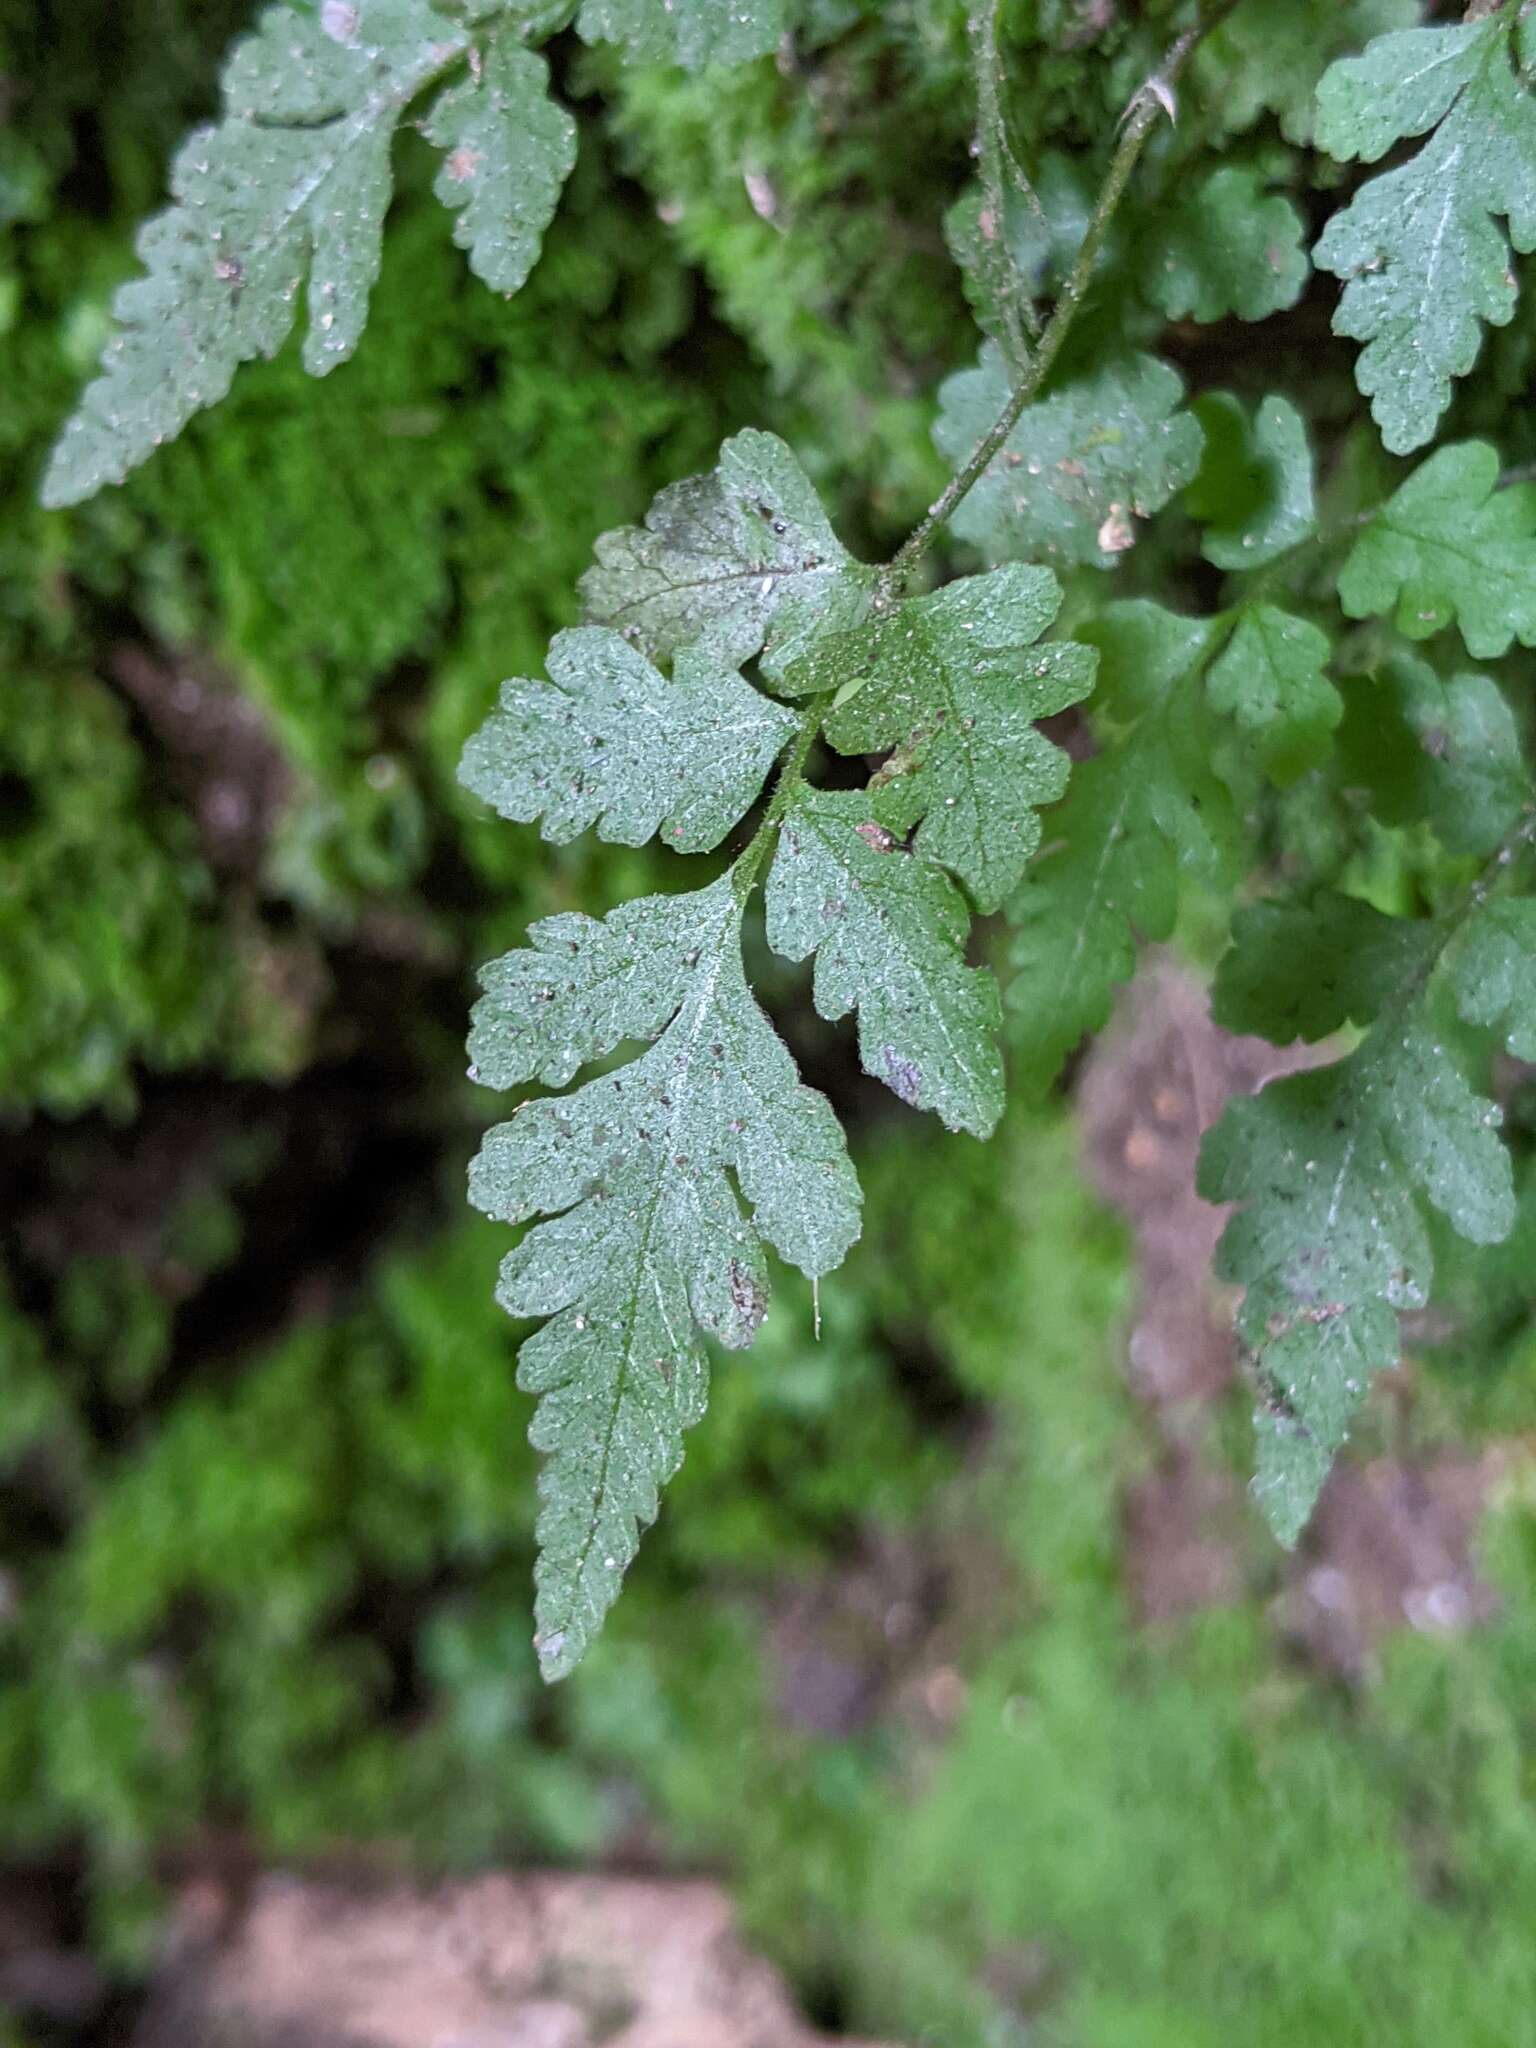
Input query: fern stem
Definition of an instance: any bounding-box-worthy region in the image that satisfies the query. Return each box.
[1446,808,1536,944]
[882,0,1236,597]
[734,693,830,897]
[967,0,1040,373]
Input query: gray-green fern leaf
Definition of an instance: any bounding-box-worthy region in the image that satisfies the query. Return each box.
[460,409,1104,1670]
[458,627,795,852]
[781,563,1098,914]
[576,0,785,68]
[1315,12,1536,453]
[765,788,1006,1137]
[468,874,861,1679]
[424,20,576,295]
[580,428,878,676]
[1200,1005,1514,1545]
[42,0,574,507]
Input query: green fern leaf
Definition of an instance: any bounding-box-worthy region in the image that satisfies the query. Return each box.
[459,626,795,852]
[1188,393,1316,571]
[1141,164,1308,325]
[42,0,574,507]
[1006,603,1236,1094]
[1315,14,1536,453]
[1195,0,1419,147]
[1340,656,1529,858]
[765,788,1005,1136]
[576,0,785,69]
[1206,606,1340,786]
[781,564,1097,913]
[423,25,575,295]
[1200,1012,1513,1545]
[1451,897,1536,1059]
[933,349,1204,569]
[1338,442,1536,660]
[469,873,861,1679]
[581,428,876,675]
[1214,893,1435,1045]
[458,580,875,1678]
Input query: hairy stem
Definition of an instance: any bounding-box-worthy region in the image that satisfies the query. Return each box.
[882,3,1232,597]
[1452,807,1536,927]
[968,0,1040,374]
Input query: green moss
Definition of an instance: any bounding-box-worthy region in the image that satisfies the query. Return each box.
[597,25,969,534]
[8,1072,1536,2036]
[0,667,269,1115]
[0,116,760,1106]
[557,1111,1536,2048]
[839,1121,1536,2048]
[88,151,745,907]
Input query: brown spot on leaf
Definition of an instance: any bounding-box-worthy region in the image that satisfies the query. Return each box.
[728,1259,767,1335]
[881,1046,923,1105]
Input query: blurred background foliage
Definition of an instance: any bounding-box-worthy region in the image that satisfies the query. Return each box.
[6,1,1536,2042]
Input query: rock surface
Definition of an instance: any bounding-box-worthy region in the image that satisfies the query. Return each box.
[132,1872,892,2048]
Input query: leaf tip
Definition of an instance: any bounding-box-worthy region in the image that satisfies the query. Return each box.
[533,1624,577,1683]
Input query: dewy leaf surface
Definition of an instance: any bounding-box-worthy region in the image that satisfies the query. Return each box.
[765,788,1004,1136]
[1007,603,1235,1095]
[1141,164,1308,325]
[468,874,861,1679]
[576,0,785,67]
[1314,15,1536,453]
[43,0,474,507]
[423,25,575,295]
[581,428,875,675]
[782,565,1097,912]
[1200,1014,1513,1546]
[1451,897,1536,1059]
[933,348,1204,569]
[1338,442,1536,660]
[458,626,794,853]
[1207,605,1340,786]
[491,3,579,30]
[1315,16,1490,166]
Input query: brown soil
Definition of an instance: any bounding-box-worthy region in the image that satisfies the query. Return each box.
[1077,958,1508,1664]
